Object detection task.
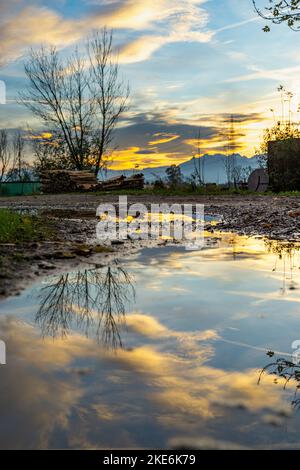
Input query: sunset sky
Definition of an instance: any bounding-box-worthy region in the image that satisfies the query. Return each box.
[1,0,300,169]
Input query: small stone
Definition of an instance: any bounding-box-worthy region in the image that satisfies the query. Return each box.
[288,210,300,218]
[73,245,92,256]
[38,262,56,270]
[54,251,76,259]
[93,245,112,253]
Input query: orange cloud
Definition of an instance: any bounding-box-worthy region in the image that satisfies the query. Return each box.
[27,132,53,140]
[118,35,167,64]
[0,0,212,66]
[184,136,245,155]
[184,112,268,157]
[148,133,180,146]
[0,6,81,64]
[107,146,189,170]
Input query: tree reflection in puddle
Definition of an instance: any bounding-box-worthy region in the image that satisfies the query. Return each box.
[253,241,300,413]
[265,240,300,294]
[258,354,300,411]
[3,233,300,448]
[36,262,135,348]
[35,237,300,351]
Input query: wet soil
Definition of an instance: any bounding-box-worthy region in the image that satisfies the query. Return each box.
[0,193,300,298]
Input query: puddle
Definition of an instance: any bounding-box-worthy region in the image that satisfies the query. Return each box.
[0,232,300,449]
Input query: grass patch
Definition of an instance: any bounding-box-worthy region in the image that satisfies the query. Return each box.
[0,209,53,243]
[94,187,258,197]
[268,190,300,197]
[94,187,300,197]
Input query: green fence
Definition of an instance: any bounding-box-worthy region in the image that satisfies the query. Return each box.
[0,181,40,197]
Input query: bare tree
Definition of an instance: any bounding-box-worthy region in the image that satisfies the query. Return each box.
[20,29,129,176]
[191,129,205,187]
[20,47,93,170]
[165,165,183,188]
[30,131,74,172]
[12,130,25,180]
[222,116,238,187]
[98,266,134,348]
[36,264,135,348]
[88,28,130,176]
[223,154,234,187]
[0,129,11,182]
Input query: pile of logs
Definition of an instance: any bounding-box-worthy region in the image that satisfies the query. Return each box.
[39,170,145,193]
[40,170,98,193]
[98,174,144,191]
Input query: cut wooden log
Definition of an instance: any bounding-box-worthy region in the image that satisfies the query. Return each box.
[39,170,144,193]
[39,170,98,193]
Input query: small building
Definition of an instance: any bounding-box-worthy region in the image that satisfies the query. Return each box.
[268,138,300,192]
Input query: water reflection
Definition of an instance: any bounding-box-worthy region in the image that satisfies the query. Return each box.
[210,233,300,296]
[259,354,300,411]
[2,233,300,448]
[36,263,135,348]
[265,240,300,293]
[35,236,300,349]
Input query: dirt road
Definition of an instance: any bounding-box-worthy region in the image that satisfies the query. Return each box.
[1,192,300,239]
[1,193,300,299]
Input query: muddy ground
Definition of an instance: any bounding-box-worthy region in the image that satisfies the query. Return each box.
[0,193,300,298]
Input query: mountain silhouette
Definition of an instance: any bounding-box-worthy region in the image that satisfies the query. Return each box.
[102,153,261,184]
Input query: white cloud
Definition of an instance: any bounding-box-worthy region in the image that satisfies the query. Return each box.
[0,0,213,66]
[224,65,300,84]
